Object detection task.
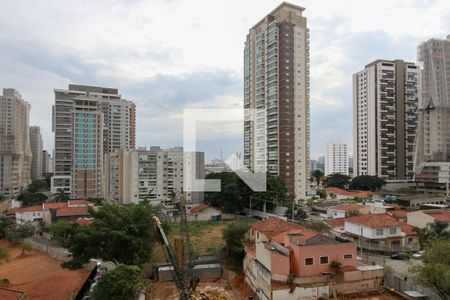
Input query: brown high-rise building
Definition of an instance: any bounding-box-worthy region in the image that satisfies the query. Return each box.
[244,2,310,200]
[0,89,32,199]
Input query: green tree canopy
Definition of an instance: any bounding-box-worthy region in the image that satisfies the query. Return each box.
[90,264,147,300]
[27,179,48,193]
[411,238,450,300]
[53,202,160,268]
[312,170,324,186]
[53,188,69,202]
[16,191,48,206]
[349,175,386,191]
[5,222,34,242]
[285,206,307,221]
[0,217,14,239]
[417,220,450,247]
[222,222,249,271]
[323,173,351,189]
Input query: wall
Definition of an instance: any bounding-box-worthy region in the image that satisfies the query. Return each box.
[407,211,434,229]
[273,285,330,300]
[345,221,401,239]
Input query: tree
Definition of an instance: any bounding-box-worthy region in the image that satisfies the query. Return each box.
[417,220,450,247]
[27,179,48,193]
[53,188,69,202]
[16,191,47,206]
[312,170,324,186]
[0,217,14,239]
[323,173,351,189]
[55,202,160,268]
[0,247,9,264]
[90,264,147,300]
[20,243,32,255]
[347,210,361,217]
[222,222,249,271]
[316,189,326,199]
[285,207,308,221]
[411,238,450,300]
[50,221,80,248]
[5,223,34,242]
[349,175,386,191]
[330,260,342,272]
[205,172,248,213]
[0,194,4,202]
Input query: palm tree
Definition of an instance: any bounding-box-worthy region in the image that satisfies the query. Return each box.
[312,170,324,186]
[53,188,69,202]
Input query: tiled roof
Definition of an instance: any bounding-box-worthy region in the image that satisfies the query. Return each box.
[345,213,401,228]
[68,200,93,206]
[190,204,209,213]
[251,217,317,241]
[333,204,365,212]
[73,218,94,226]
[56,207,90,217]
[43,202,67,210]
[401,223,417,236]
[389,209,408,219]
[324,218,345,228]
[326,187,373,198]
[17,205,42,213]
[424,210,450,222]
[0,287,26,300]
[244,245,256,257]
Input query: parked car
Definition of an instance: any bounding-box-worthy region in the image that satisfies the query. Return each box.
[391,252,409,260]
[411,251,424,259]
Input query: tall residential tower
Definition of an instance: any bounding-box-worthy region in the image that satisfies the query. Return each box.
[0,89,32,199]
[325,141,348,176]
[243,2,310,199]
[29,126,43,181]
[353,59,418,180]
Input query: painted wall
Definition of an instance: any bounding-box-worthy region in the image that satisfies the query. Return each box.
[345,221,401,239]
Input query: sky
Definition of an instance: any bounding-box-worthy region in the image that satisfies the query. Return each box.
[1,0,449,162]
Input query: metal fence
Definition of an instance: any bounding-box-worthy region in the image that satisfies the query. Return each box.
[384,273,441,300]
[24,238,72,261]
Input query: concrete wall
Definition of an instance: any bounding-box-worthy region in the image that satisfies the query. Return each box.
[407,211,435,229]
[273,285,330,300]
[345,221,401,239]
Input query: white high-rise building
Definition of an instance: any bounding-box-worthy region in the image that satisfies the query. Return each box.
[353,59,418,180]
[325,141,348,176]
[29,126,43,181]
[0,89,32,199]
[243,2,310,200]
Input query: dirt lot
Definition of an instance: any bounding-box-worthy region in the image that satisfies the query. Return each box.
[0,240,90,300]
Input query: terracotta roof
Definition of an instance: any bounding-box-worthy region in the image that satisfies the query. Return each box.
[244,245,256,257]
[251,217,317,241]
[389,210,408,219]
[190,204,209,213]
[333,204,365,212]
[401,223,417,236]
[345,213,401,228]
[68,200,93,206]
[16,205,42,213]
[56,207,90,217]
[326,187,373,198]
[43,202,67,210]
[0,287,26,300]
[73,218,94,226]
[324,218,345,228]
[424,210,450,222]
[385,203,402,209]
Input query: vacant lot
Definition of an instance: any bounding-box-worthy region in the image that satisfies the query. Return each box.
[152,218,255,263]
[0,240,90,300]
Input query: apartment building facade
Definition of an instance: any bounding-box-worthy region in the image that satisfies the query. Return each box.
[325,141,348,176]
[52,85,135,198]
[0,88,32,199]
[353,59,418,180]
[104,147,205,204]
[244,2,310,200]
[414,35,450,194]
[29,126,43,180]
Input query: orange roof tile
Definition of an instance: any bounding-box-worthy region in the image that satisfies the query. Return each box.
[56,207,90,217]
[190,204,209,213]
[326,187,373,198]
[401,223,417,236]
[334,204,365,212]
[389,210,408,219]
[244,245,256,257]
[251,217,317,240]
[0,287,25,300]
[73,218,94,226]
[345,213,401,228]
[68,200,93,206]
[324,218,345,228]
[17,205,42,213]
[43,202,67,210]
[424,210,450,222]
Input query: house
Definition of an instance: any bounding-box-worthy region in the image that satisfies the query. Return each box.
[188,204,233,221]
[15,200,94,225]
[325,187,373,200]
[244,217,384,300]
[396,195,447,209]
[327,204,370,219]
[407,209,450,229]
[343,214,419,253]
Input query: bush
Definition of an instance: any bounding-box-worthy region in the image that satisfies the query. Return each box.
[0,278,10,286]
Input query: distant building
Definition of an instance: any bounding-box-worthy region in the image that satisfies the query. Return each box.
[104,147,205,204]
[41,150,51,176]
[243,2,310,200]
[0,88,32,199]
[310,159,324,172]
[407,209,450,229]
[325,141,348,176]
[29,126,43,180]
[353,59,418,180]
[414,35,450,195]
[396,194,447,209]
[204,158,230,175]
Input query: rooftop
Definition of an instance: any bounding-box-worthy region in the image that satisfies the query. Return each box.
[326,187,373,198]
[423,209,450,222]
[345,213,401,228]
[190,204,209,214]
[251,217,318,243]
[324,218,345,228]
[333,203,365,212]
[56,207,90,217]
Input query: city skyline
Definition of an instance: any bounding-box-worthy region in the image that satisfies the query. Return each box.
[1,0,450,161]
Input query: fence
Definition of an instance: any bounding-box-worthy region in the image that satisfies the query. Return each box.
[384,273,441,300]
[24,238,72,261]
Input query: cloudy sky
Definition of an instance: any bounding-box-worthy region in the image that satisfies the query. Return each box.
[1,0,449,161]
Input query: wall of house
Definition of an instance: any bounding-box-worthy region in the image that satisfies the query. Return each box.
[345,222,401,239]
[273,285,330,300]
[256,239,272,272]
[15,211,43,223]
[291,242,357,277]
[407,211,434,229]
[270,252,290,276]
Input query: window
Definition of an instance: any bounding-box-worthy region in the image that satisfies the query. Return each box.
[343,254,353,260]
[376,229,384,236]
[389,227,397,234]
[320,256,329,264]
[305,258,314,266]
